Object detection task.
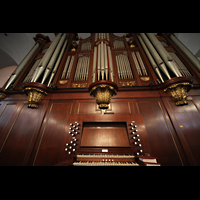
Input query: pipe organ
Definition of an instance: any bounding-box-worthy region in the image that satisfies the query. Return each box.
[1,33,200,166]
[74,54,90,81]
[116,52,134,79]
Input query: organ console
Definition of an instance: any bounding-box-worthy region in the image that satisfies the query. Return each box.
[1,33,200,166]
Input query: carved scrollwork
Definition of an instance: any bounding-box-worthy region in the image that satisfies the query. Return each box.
[72,83,87,88]
[120,81,135,87]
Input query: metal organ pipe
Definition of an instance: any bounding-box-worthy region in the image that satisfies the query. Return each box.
[104,43,108,80]
[131,52,142,76]
[93,34,113,81]
[139,33,171,80]
[170,34,200,73]
[5,41,40,89]
[23,58,41,83]
[137,34,164,82]
[66,56,74,79]
[41,33,67,84]
[86,56,89,80]
[47,38,68,87]
[92,46,97,82]
[108,46,114,82]
[61,55,71,79]
[116,54,120,79]
[169,51,192,76]
[146,33,182,77]
[100,41,105,80]
[121,54,126,79]
[97,43,101,81]
[118,54,122,78]
[136,52,148,75]
[31,33,62,82]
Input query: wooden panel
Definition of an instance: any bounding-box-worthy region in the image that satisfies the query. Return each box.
[77,102,101,114]
[111,101,131,114]
[80,122,130,147]
[164,98,200,166]
[0,103,18,137]
[32,102,73,166]
[0,102,45,166]
[136,99,184,166]
[76,99,132,114]
[189,147,200,166]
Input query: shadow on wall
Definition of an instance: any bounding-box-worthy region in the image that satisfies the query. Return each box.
[0,66,17,88]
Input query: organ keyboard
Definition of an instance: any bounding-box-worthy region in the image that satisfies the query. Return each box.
[72,154,139,166]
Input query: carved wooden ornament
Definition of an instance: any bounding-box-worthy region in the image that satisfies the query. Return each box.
[24,87,47,108]
[164,82,193,106]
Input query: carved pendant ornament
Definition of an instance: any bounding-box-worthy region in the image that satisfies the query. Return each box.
[89,81,118,109]
[0,92,6,101]
[24,87,47,108]
[0,88,7,101]
[164,82,193,106]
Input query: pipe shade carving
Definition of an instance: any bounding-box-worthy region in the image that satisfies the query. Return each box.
[89,81,118,109]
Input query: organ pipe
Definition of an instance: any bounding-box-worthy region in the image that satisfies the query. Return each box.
[169,51,192,76]
[108,46,114,82]
[5,41,40,89]
[170,34,200,73]
[146,33,182,77]
[100,41,105,80]
[92,46,97,82]
[132,52,142,76]
[97,43,101,80]
[116,54,120,78]
[139,33,171,79]
[61,56,71,79]
[74,55,90,81]
[41,33,67,84]
[47,38,68,87]
[66,56,74,79]
[23,58,41,83]
[136,52,148,75]
[116,53,133,79]
[104,43,108,80]
[137,34,164,82]
[31,33,62,82]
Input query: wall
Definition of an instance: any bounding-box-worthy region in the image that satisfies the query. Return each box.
[0,66,17,87]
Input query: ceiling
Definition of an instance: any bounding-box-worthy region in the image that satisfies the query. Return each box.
[0,33,200,70]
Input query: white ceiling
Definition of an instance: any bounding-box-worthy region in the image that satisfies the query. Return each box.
[0,33,200,70]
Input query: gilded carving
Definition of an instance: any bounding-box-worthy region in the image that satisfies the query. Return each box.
[72,83,87,88]
[120,81,135,87]
[90,84,117,109]
[23,87,47,108]
[128,37,136,48]
[164,82,193,106]
[59,80,68,84]
[140,77,150,82]
[0,92,6,101]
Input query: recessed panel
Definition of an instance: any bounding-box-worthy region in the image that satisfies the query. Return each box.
[80,122,130,147]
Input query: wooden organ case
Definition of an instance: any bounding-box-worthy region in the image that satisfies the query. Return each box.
[0,33,200,166]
